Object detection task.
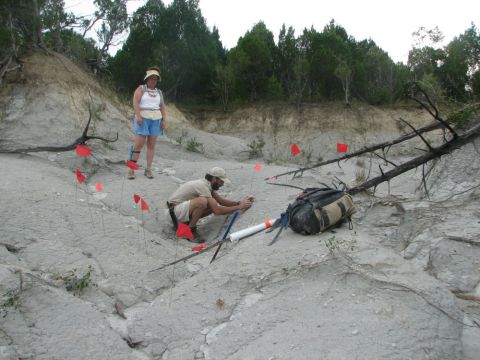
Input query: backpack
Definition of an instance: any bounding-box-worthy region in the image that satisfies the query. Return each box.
[287,187,356,235]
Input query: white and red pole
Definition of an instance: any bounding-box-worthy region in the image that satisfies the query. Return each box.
[229,218,279,242]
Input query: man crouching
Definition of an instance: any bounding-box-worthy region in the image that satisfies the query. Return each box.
[167,167,253,243]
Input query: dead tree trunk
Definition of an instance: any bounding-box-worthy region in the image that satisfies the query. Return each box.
[266,121,444,180]
[0,110,118,154]
[265,83,480,197]
[348,121,480,195]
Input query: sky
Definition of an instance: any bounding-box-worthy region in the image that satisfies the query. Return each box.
[64,0,479,64]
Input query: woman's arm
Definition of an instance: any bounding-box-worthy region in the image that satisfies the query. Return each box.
[160,103,166,130]
[132,86,143,125]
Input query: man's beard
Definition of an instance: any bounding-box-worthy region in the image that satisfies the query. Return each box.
[211,183,220,191]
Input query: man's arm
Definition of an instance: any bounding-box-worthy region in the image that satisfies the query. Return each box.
[213,192,254,207]
[207,195,252,215]
[212,191,238,207]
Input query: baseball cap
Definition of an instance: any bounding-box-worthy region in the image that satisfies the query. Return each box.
[207,167,231,184]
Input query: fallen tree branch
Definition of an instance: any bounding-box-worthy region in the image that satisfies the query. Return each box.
[447,236,480,247]
[434,182,480,202]
[265,121,444,180]
[399,117,434,151]
[0,108,118,154]
[408,82,458,138]
[267,83,472,182]
[348,122,480,195]
[0,242,22,253]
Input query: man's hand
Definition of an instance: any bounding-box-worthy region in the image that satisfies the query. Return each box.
[239,197,253,209]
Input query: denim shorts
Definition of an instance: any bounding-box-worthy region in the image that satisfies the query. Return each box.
[133,116,163,136]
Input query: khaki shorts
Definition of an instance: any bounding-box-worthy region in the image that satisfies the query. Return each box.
[174,201,190,223]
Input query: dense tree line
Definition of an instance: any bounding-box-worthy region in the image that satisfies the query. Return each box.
[1,0,479,108]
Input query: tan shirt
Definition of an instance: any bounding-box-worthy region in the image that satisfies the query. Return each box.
[168,179,212,205]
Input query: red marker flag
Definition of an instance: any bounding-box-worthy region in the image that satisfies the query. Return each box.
[140,198,149,211]
[291,143,301,157]
[176,223,194,240]
[133,194,141,204]
[254,164,263,171]
[75,168,86,184]
[95,183,103,192]
[126,160,139,170]
[192,243,207,252]
[337,143,348,153]
[76,144,92,157]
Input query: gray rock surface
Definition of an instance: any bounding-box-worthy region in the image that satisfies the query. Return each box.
[1,52,479,359]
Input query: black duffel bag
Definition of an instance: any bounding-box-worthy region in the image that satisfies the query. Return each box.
[287,187,356,235]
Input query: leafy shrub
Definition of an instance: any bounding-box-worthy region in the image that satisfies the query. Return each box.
[1,289,21,317]
[186,137,203,153]
[448,107,473,129]
[174,129,189,145]
[59,265,96,296]
[247,136,266,158]
[365,86,391,105]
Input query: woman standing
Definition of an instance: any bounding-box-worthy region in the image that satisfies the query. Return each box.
[128,66,166,179]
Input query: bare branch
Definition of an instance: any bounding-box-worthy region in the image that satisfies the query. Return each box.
[266,121,444,180]
[408,82,458,138]
[348,122,480,195]
[422,163,430,199]
[0,108,118,154]
[373,152,398,167]
[399,117,433,151]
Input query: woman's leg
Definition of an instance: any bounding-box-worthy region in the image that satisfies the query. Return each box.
[146,136,158,170]
[128,135,146,179]
[132,135,146,162]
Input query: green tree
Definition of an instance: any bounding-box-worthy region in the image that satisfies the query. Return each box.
[229,21,276,101]
[59,29,100,66]
[334,60,352,105]
[212,63,234,110]
[109,0,224,102]
[352,40,398,104]
[98,1,129,58]
[108,0,166,92]
[82,0,130,65]
[297,20,355,101]
[41,0,76,51]
[407,26,445,83]
[472,71,480,99]
[0,0,44,54]
[277,25,297,99]
[441,23,480,100]
[440,37,470,101]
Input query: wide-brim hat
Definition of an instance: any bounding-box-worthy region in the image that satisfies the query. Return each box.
[207,167,231,184]
[144,69,160,81]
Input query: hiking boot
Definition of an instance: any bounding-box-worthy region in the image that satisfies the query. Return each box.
[144,169,154,179]
[185,236,205,244]
[187,226,205,243]
[127,169,135,180]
